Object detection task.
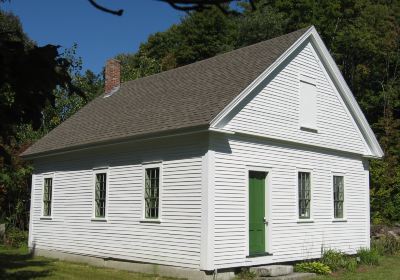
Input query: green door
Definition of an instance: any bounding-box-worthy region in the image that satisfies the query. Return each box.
[249,171,266,255]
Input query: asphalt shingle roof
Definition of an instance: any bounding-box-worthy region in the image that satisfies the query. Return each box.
[22,27,309,157]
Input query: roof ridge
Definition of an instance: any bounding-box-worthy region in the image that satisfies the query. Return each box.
[121,26,311,87]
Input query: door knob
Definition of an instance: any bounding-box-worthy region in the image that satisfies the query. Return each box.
[263,217,268,225]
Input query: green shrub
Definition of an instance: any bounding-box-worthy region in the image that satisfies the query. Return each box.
[371,235,400,256]
[321,249,359,272]
[357,248,379,265]
[294,261,331,275]
[321,249,346,271]
[235,268,256,280]
[4,227,28,248]
[344,257,358,272]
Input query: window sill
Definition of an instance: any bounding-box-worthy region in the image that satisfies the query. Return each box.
[332,219,347,223]
[297,219,314,223]
[140,219,162,224]
[300,126,318,133]
[91,218,107,222]
[40,217,52,220]
[246,252,273,258]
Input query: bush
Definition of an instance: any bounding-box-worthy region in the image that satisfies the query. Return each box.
[294,261,331,275]
[321,249,358,272]
[344,257,358,272]
[4,227,28,248]
[321,249,346,271]
[371,235,400,256]
[357,248,379,265]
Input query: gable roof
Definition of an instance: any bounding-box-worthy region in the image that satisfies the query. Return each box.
[22,26,383,159]
[21,27,309,158]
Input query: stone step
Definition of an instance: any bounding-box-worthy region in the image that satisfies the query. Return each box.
[258,272,316,280]
[250,265,294,277]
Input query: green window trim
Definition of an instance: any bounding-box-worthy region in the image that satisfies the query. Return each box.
[95,173,107,218]
[298,172,311,219]
[333,175,344,219]
[43,178,53,217]
[144,167,160,219]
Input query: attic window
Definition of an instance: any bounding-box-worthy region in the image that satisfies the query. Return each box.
[299,76,317,131]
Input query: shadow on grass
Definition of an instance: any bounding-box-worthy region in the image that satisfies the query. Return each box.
[0,245,53,279]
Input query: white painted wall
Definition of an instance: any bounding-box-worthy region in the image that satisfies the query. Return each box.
[29,135,207,269]
[223,41,367,156]
[211,133,369,269]
[211,40,371,269]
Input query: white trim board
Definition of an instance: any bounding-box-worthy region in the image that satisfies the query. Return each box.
[210,26,383,159]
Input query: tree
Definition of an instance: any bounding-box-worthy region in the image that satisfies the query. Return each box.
[0,9,103,230]
[0,9,83,164]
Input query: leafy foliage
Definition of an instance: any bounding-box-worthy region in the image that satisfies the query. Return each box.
[0,9,103,231]
[294,261,332,275]
[372,235,400,256]
[321,249,359,272]
[0,10,83,160]
[357,247,380,265]
[3,227,28,248]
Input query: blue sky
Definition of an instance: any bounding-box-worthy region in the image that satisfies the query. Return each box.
[1,0,184,74]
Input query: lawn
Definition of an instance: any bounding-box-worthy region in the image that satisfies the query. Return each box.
[0,245,180,280]
[1,245,400,280]
[316,255,400,280]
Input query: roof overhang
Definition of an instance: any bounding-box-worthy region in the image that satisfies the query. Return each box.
[21,124,210,160]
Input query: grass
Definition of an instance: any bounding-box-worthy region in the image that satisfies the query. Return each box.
[2,245,400,280]
[316,255,400,280]
[0,245,181,280]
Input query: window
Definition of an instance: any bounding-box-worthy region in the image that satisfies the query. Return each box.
[299,79,317,130]
[333,175,344,219]
[144,167,160,219]
[43,178,53,216]
[94,173,107,218]
[298,172,311,219]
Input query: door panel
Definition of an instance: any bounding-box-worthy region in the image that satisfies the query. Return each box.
[249,171,266,255]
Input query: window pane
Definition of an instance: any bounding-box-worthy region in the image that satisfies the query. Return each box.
[95,173,106,218]
[43,178,52,216]
[333,176,344,218]
[298,172,310,219]
[145,167,160,219]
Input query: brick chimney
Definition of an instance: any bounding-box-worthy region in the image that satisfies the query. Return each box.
[105,59,121,95]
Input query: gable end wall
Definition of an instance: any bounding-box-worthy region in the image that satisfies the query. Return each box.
[223,41,367,156]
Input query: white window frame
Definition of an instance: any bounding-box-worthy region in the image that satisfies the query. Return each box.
[298,74,318,132]
[91,167,109,221]
[41,173,54,220]
[332,172,347,222]
[141,161,163,223]
[296,168,314,223]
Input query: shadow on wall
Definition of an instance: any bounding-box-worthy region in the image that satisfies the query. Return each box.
[0,242,53,280]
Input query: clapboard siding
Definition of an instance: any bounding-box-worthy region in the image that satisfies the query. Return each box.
[30,134,206,269]
[224,41,366,155]
[212,134,369,268]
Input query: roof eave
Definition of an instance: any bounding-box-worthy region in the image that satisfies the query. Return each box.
[20,124,210,160]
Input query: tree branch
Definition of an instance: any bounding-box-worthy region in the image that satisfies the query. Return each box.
[160,0,256,14]
[88,0,124,16]
[86,0,256,16]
